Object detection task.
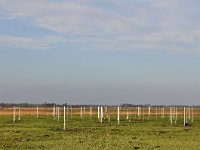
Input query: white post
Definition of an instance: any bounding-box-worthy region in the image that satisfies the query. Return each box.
[58,106,60,122]
[101,106,103,118]
[184,107,186,126]
[98,106,100,119]
[170,107,173,125]
[37,106,39,118]
[148,106,150,120]
[117,106,120,125]
[192,107,194,123]
[189,107,191,120]
[137,106,140,117]
[169,107,171,122]
[71,106,72,119]
[18,106,21,121]
[13,106,16,123]
[89,107,92,127]
[100,106,103,123]
[80,107,82,120]
[126,107,129,120]
[142,107,144,120]
[128,107,131,122]
[135,107,137,119]
[173,107,176,120]
[83,106,85,118]
[55,106,56,119]
[163,107,165,118]
[156,107,157,119]
[63,106,66,130]
[186,107,188,124]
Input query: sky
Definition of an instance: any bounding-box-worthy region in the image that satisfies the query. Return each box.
[0,0,200,105]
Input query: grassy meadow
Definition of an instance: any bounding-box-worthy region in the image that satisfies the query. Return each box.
[0,110,200,150]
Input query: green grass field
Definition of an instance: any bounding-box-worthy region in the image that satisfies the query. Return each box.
[0,115,200,150]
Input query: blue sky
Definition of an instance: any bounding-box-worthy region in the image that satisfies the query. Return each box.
[0,0,200,105]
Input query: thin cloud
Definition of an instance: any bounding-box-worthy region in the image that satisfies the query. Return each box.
[0,0,200,53]
[0,35,64,49]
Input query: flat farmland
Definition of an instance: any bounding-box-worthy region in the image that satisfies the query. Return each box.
[0,106,200,150]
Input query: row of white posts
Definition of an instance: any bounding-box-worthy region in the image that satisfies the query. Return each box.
[96,106,194,126]
[12,106,21,123]
[168,106,194,126]
[10,105,172,124]
[62,106,195,130]
[13,106,39,122]
[97,106,121,125]
[53,106,60,122]
[12,106,195,129]
[169,107,178,124]
[97,106,112,124]
[183,107,194,126]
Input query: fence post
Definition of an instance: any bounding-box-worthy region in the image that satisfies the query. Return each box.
[18,106,21,121]
[117,106,120,125]
[37,106,39,118]
[64,106,66,130]
[184,107,186,126]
